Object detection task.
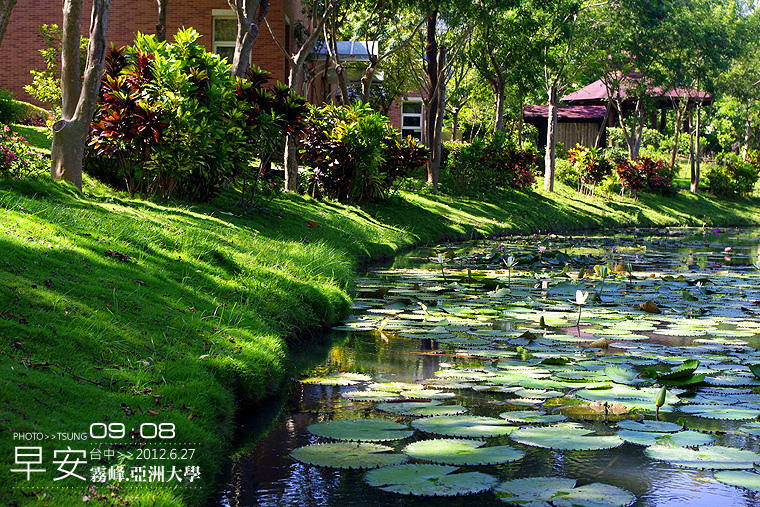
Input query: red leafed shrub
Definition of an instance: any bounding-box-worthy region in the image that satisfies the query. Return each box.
[615,155,675,197]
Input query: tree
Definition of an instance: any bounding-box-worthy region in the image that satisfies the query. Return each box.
[0,0,16,50]
[156,0,168,42]
[659,0,742,192]
[228,0,270,78]
[267,0,337,192]
[531,0,603,192]
[468,3,540,133]
[51,0,110,190]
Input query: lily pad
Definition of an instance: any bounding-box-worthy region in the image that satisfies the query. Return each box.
[494,477,635,506]
[376,401,442,414]
[402,438,525,465]
[676,404,760,420]
[364,464,499,496]
[290,442,407,469]
[509,423,624,450]
[616,420,682,433]
[644,444,760,469]
[412,416,515,438]
[714,470,760,491]
[306,419,414,441]
[499,410,568,425]
[616,429,715,447]
[299,372,373,385]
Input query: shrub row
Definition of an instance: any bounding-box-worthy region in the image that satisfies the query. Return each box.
[440,132,539,195]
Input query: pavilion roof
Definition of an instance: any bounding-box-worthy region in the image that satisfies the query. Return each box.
[523,105,607,121]
[562,75,711,105]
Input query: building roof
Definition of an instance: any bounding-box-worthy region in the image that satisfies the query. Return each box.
[562,75,711,105]
[523,105,607,121]
[312,41,379,62]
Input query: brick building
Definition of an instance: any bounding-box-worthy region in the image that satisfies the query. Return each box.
[0,0,301,104]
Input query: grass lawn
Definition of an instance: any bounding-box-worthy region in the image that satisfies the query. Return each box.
[3,169,760,506]
[10,124,51,154]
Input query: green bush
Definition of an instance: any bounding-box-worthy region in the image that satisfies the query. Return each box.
[299,102,427,202]
[440,131,538,195]
[707,152,759,196]
[13,101,49,126]
[567,145,612,192]
[87,29,306,201]
[555,158,579,187]
[0,90,22,125]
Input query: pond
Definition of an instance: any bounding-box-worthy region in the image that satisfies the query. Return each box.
[219,227,760,507]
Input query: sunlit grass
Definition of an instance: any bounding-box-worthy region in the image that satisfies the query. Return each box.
[2,168,760,506]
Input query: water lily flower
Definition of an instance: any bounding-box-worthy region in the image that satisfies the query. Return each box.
[538,246,547,253]
[575,290,589,306]
[724,247,732,252]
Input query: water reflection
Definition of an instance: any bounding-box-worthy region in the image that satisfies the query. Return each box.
[219,228,760,507]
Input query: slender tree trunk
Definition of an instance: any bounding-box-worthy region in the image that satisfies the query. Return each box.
[494,80,506,132]
[0,0,17,49]
[688,105,697,193]
[632,102,645,161]
[424,10,439,185]
[743,105,751,159]
[429,50,446,189]
[51,0,110,190]
[360,59,377,103]
[670,101,686,168]
[594,101,611,149]
[693,100,701,192]
[543,84,557,192]
[451,107,460,141]
[155,0,168,42]
[518,94,524,145]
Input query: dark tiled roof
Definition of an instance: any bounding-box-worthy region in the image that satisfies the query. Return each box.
[562,77,711,104]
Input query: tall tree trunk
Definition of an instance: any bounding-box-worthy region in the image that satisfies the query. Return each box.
[451,107,460,141]
[0,0,17,49]
[228,0,269,78]
[424,10,439,186]
[429,47,446,189]
[155,0,168,42]
[543,84,557,192]
[360,59,377,103]
[51,0,110,191]
[494,80,506,132]
[265,0,335,192]
[518,94,524,145]
[743,105,751,159]
[670,100,687,168]
[692,100,701,192]
[324,10,349,106]
[632,101,645,161]
[688,105,697,193]
[594,101,611,149]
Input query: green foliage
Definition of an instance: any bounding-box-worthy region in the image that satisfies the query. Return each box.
[299,102,427,202]
[567,144,613,192]
[608,126,665,153]
[0,89,22,124]
[23,24,89,117]
[440,132,538,195]
[12,101,49,126]
[0,125,48,179]
[87,29,306,202]
[707,151,759,196]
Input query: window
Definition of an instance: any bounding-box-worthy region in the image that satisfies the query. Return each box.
[212,15,237,63]
[401,100,424,141]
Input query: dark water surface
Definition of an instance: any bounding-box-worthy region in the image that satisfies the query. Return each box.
[219,227,760,507]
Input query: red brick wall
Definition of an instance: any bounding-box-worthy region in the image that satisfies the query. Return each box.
[0,0,299,106]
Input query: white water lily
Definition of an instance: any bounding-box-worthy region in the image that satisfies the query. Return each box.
[575,290,589,305]
[437,252,444,264]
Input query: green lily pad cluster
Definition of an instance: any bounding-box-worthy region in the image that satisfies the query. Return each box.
[291,230,760,500]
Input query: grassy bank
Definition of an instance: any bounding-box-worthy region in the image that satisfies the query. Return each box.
[2,169,760,507]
